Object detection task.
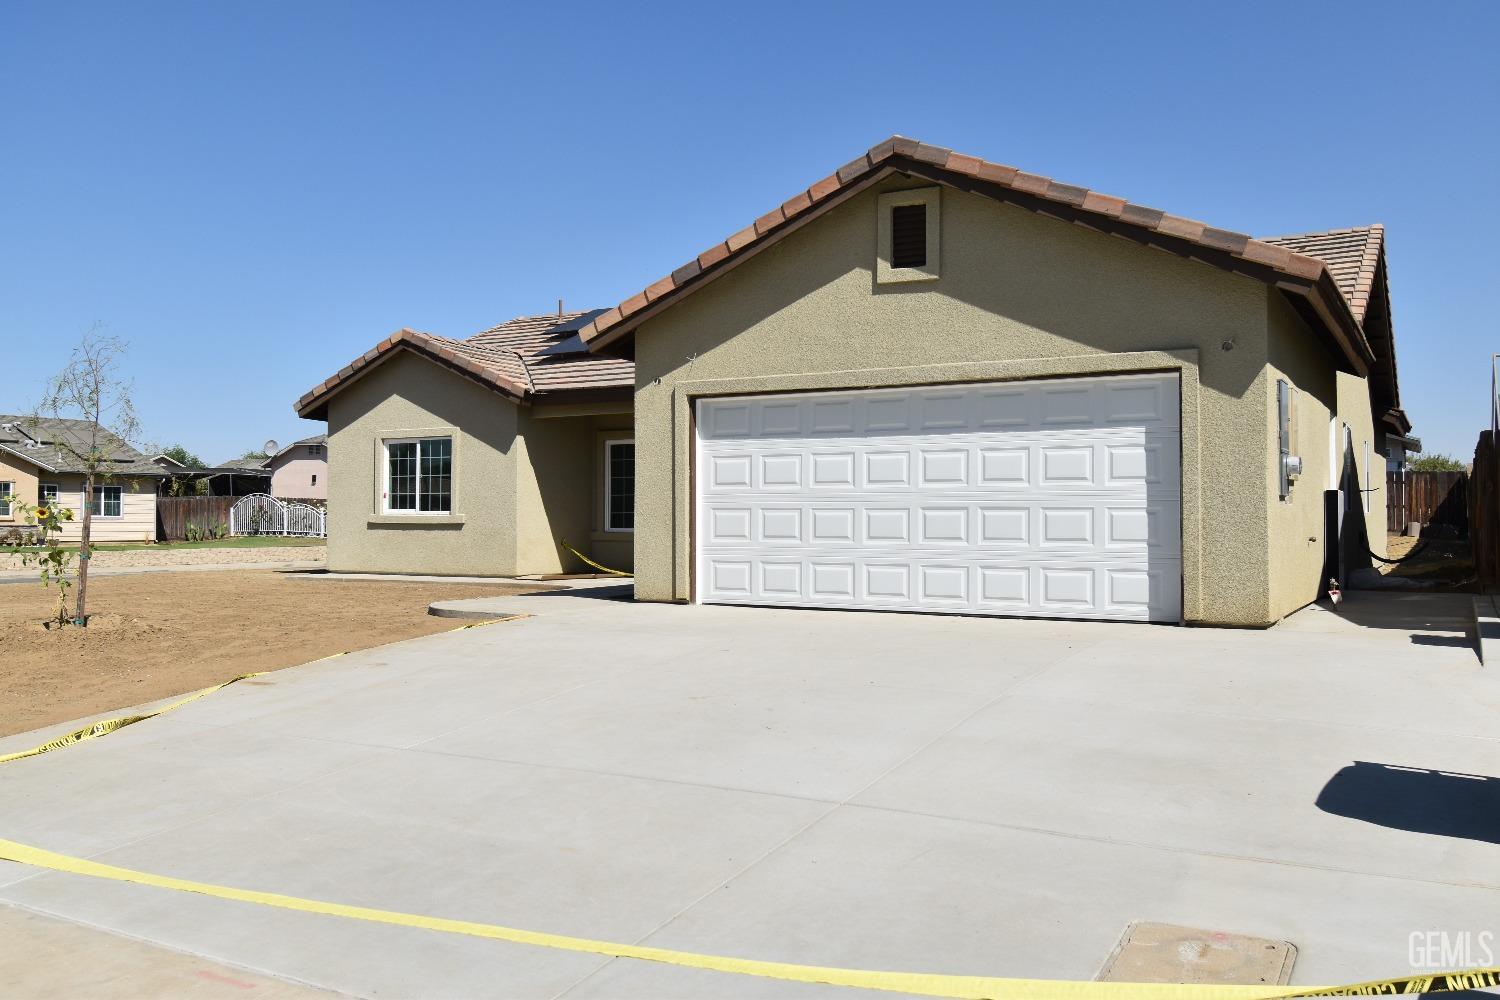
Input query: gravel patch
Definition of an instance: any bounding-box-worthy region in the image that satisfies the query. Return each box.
[0,545,326,572]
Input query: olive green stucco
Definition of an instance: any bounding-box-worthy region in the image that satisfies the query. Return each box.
[628,176,1381,626]
[325,350,632,577]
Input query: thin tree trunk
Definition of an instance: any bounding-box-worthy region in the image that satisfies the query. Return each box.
[76,472,92,624]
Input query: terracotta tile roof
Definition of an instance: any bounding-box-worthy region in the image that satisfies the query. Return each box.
[467,311,636,395]
[576,136,1377,375]
[1259,226,1383,324]
[294,314,635,420]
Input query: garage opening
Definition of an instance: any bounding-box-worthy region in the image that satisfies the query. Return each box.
[694,373,1182,622]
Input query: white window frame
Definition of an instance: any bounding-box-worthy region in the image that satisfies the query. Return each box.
[382,436,453,515]
[603,438,635,534]
[0,481,13,517]
[88,485,123,519]
[876,187,941,284]
[40,482,59,507]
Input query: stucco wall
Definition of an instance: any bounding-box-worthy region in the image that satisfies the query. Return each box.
[513,409,635,575]
[0,451,39,524]
[326,351,521,576]
[1336,368,1385,560]
[1265,292,1339,619]
[630,176,1292,625]
[269,448,327,499]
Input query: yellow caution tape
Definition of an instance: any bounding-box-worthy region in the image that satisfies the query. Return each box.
[559,538,632,577]
[0,835,1491,999]
[0,672,269,765]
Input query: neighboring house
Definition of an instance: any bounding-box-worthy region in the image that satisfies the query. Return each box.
[265,435,328,500]
[298,136,1411,627]
[0,415,166,542]
[1385,434,1422,473]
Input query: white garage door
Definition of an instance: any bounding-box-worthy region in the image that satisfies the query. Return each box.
[694,373,1182,622]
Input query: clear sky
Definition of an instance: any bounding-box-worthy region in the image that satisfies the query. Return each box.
[2,1,1495,463]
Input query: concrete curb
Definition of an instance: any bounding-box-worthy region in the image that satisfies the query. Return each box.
[427,601,527,620]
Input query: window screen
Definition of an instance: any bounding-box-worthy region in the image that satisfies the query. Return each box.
[606,441,634,531]
[418,438,452,512]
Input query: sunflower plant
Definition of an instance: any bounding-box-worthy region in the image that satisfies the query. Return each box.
[4,497,78,626]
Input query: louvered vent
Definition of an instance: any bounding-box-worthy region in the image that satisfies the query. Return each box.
[890,204,926,268]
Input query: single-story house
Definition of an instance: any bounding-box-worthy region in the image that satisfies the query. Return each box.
[0,415,167,542]
[297,136,1411,626]
[264,434,328,500]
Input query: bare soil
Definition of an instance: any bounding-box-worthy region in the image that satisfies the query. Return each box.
[0,571,550,738]
[1380,532,1475,587]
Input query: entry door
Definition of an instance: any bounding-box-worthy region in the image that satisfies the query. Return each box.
[694,373,1182,622]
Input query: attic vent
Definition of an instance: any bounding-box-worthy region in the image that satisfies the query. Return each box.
[876,186,940,284]
[891,204,927,268]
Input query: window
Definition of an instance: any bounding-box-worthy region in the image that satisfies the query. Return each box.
[89,485,123,518]
[385,437,451,513]
[0,481,12,517]
[40,483,59,507]
[309,444,323,456]
[605,439,634,532]
[876,187,940,284]
[311,473,318,486]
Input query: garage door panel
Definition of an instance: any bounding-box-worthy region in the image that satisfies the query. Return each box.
[696,374,1181,622]
[701,499,1178,556]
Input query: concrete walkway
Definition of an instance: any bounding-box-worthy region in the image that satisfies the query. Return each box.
[0,589,1495,998]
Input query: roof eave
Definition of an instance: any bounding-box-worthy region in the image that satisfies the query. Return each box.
[577,138,1377,378]
[295,330,530,421]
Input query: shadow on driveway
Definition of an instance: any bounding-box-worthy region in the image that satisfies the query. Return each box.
[1316,761,1500,845]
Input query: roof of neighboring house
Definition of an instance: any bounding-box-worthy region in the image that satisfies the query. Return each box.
[295,313,634,420]
[265,434,328,464]
[574,136,1378,378]
[215,456,275,472]
[0,414,167,477]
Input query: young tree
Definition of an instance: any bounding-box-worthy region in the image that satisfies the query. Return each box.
[29,329,141,625]
[160,443,205,467]
[1409,453,1465,472]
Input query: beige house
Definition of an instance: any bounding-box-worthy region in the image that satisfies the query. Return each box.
[265,435,329,500]
[0,416,165,543]
[296,315,635,577]
[300,137,1409,626]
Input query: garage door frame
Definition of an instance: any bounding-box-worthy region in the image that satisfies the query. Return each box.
[672,350,1201,621]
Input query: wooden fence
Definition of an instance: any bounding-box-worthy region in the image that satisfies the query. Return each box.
[1471,431,1500,586]
[1386,470,1467,535]
[156,496,235,541]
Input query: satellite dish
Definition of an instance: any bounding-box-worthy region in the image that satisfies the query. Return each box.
[263,439,279,455]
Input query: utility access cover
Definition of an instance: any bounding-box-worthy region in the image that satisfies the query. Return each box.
[1097,922,1297,985]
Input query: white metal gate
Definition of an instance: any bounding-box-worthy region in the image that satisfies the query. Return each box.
[229,494,326,537]
[694,373,1182,622]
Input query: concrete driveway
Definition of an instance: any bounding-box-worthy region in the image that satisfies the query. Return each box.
[0,587,1496,998]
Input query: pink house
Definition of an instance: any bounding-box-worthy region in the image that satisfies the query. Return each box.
[265,434,327,500]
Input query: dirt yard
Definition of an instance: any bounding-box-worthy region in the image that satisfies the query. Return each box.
[0,571,551,738]
[1380,532,1474,587]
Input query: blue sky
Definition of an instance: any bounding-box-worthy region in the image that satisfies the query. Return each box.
[2,1,1494,462]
